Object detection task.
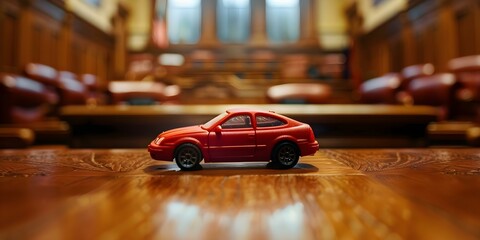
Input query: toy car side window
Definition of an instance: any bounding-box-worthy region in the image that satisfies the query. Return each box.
[256,115,286,128]
[221,115,252,129]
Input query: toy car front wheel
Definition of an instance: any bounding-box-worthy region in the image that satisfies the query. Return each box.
[272,142,299,169]
[175,143,202,170]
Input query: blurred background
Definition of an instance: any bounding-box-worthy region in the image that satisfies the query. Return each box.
[2,0,480,148]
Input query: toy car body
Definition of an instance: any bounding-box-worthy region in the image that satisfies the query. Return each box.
[148,109,319,170]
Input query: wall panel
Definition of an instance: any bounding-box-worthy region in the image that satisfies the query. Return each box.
[0,1,20,72]
[349,0,480,82]
[0,0,117,83]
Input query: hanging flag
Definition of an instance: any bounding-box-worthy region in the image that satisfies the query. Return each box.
[153,0,169,48]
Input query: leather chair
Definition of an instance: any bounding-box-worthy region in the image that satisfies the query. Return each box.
[24,63,59,105]
[24,63,58,87]
[401,63,435,88]
[0,74,51,123]
[266,83,331,104]
[398,64,435,105]
[448,55,480,120]
[358,73,402,104]
[408,73,456,120]
[57,71,88,105]
[81,74,103,105]
[0,73,71,147]
[81,74,98,92]
[25,64,88,106]
[449,55,480,101]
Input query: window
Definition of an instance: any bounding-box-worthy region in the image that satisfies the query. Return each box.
[217,0,251,43]
[266,0,300,43]
[221,115,252,129]
[256,115,286,128]
[203,112,227,129]
[84,0,101,7]
[167,0,202,44]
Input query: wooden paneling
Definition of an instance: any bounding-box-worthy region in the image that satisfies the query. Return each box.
[412,15,439,68]
[70,28,111,83]
[388,36,404,72]
[0,0,118,82]
[0,1,20,72]
[30,6,61,68]
[453,0,480,56]
[349,0,480,82]
[455,9,476,56]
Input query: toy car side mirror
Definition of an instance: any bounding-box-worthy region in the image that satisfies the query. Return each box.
[214,125,222,132]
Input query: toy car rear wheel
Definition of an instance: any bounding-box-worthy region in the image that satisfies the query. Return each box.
[272,142,299,169]
[175,143,202,170]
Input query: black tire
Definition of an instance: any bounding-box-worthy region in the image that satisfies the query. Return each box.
[272,142,299,169]
[175,143,202,171]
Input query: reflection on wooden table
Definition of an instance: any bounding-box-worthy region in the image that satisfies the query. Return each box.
[0,149,479,239]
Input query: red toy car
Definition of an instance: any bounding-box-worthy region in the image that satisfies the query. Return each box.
[148,109,319,170]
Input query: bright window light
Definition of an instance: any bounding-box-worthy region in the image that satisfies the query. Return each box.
[170,0,200,8]
[158,54,185,66]
[267,0,299,7]
[222,0,249,7]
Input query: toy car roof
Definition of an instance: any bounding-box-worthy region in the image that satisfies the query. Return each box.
[226,108,276,114]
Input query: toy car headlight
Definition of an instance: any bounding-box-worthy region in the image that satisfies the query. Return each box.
[154,137,164,145]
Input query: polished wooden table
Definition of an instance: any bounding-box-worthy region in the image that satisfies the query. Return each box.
[1,148,479,239]
[60,104,439,148]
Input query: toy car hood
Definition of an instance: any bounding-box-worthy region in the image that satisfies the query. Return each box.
[158,125,205,138]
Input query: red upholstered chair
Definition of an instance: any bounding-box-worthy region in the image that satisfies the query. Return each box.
[81,74,104,105]
[0,73,71,147]
[24,63,59,105]
[358,73,402,104]
[266,83,331,104]
[81,74,98,92]
[0,74,51,123]
[408,73,456,120]
[449,55,480,101]
[401,63,435,88]
[448,55,480,120]
[24,63,58,87]
[397,63,435,105]
[25,64,88,106]
[57,71,88,105]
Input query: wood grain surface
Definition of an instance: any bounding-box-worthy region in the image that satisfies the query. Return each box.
[0,149,479,239]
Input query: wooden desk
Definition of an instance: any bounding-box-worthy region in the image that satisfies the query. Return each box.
[1,149,479,239]
[0,121,70,147]
[60,104,439,148]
